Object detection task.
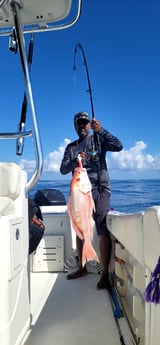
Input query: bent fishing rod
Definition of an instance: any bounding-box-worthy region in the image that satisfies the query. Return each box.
[73,43,102,191]
[73,42,95,119]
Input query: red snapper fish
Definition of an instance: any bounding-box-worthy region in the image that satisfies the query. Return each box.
[68,158,99,267]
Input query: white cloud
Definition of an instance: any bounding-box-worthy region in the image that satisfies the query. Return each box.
[44,138,70,172]
[110,141,160,170]
[19,138,70,173]
[19,139,160,174]
[19,159,36,172]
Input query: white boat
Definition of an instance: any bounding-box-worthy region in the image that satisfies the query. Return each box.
[0,2,160,345]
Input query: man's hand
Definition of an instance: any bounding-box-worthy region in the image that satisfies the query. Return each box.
[91,118,101,132]
[78,152,86,161]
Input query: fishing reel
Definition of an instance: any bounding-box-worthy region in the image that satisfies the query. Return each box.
[87,149,99,163]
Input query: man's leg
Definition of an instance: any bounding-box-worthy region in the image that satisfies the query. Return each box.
[92,188,112,289]
[97,232,112,290]
[67,236,87,280]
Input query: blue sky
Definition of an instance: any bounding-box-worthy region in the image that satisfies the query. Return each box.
[0,0,160,180]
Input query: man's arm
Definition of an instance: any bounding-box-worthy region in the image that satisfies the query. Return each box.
[91,118,123,152]
[97,127,123,152]
[60,146,77,175]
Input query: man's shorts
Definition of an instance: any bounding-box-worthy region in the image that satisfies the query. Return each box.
[92,187,110,235]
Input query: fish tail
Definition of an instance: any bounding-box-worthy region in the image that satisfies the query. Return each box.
[82,242,99,267]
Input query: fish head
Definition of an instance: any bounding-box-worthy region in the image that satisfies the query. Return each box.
[71,167,92,194]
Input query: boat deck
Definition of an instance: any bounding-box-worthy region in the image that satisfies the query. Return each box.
[24,272,121,345]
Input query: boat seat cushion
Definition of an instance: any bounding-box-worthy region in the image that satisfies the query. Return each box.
[0,197,15,216]
[0,163,22,200]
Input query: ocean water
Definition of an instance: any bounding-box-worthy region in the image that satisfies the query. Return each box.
[29,179,160,214]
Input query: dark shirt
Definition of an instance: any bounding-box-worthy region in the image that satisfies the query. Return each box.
[60,127,123,193]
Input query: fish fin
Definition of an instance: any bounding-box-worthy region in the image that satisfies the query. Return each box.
[82,242,99,267]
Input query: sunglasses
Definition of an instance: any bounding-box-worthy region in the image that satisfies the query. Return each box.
[76,119,90,126]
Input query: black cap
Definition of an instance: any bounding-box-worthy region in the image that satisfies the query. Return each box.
[74,111,90,129]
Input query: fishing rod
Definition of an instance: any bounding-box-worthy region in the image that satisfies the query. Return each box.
[73,42,95,119]
[16,33,34,155]
[73,43,102,191]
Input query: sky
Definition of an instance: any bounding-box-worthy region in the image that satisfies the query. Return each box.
[0,0,160,180]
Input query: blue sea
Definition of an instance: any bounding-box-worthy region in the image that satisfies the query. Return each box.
[29,179,160,214]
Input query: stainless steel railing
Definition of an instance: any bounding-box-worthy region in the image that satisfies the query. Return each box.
[0,0,83,194]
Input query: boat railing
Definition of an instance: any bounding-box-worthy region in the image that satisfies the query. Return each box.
[0,0,83,195]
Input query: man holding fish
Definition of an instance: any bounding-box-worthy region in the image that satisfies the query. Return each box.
[60,112,123,290]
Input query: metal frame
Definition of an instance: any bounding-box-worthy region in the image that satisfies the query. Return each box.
[0,0,83,194]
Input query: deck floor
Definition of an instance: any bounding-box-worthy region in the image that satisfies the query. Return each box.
[24,271,121,345]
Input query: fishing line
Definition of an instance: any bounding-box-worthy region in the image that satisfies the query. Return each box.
[73,63,78,112]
